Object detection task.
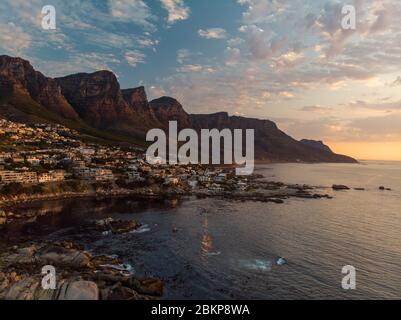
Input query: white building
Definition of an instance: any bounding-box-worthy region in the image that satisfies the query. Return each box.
[0,171,38,184]
[26,156,41,165]
[38,170,65,183]
[89,169,115,182]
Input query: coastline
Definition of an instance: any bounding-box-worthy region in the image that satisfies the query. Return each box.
[0,176,334,300]
[0,180,333,224]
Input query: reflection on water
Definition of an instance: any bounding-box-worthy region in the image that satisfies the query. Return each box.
[201,213,213,259]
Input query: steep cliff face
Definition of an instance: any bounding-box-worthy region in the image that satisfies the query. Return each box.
[122,86,148,112]
[189,112,356,162]
[149,97,192,129]
[0,55,79,119]
[56,71,136,128]
[122,87,162,128]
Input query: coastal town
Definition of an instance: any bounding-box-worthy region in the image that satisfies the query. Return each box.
[0,117,337,225]
[0,117,250,193]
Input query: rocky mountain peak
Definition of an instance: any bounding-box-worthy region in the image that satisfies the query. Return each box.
[149,96,191,129]
[0,55,357,163]
[0,55,79,120]
[122,86,148,109]
[56,71,134,127]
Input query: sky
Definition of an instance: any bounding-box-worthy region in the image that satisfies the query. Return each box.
[0,0,401,160]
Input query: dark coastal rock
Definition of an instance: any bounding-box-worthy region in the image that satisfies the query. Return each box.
[0,242,164,300]
[133,278,164,297]
[106,286,141,300]
[268,198,285,204]
[379,186,392,191]
[332,185,350,190]
[94,218,141,234]
[286,184,313,191]
[38,246,92,268]
[58,281,99,300]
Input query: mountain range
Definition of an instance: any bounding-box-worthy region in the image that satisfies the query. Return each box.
[0,55,356,163]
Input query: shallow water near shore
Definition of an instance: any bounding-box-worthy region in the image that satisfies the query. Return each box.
[1,161,401,299]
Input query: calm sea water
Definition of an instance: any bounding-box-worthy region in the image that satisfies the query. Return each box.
[3,161,401,299]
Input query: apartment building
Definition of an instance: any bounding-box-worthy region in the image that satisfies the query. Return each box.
[38,170,65,183]
[73,168,114,182]
[0,171,38,184]
[91,169,115,182]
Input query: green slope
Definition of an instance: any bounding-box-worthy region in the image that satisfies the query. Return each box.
[0,89,146,147]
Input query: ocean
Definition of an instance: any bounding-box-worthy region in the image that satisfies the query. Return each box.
[3,161,401,299]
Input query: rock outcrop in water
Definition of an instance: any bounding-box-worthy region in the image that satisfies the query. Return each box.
[332,185,350,190]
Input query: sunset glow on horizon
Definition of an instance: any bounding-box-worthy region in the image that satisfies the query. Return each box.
[328,141,401,162]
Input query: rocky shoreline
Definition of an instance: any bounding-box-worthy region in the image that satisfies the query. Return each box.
[0,189,168,225]
[0,179,352,300]
[0,180,335,226]
[0,217,164,300]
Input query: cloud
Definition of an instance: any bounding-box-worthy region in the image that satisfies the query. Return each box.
[300,106,334,113]
[347,99,401,111]
[350,114,401,140]
[238,0,290,24]
[160,0,190,24]
[225,47,241,66]
[227,37,245,46]
[198,28,228,39]
[125,50,146,67]
[176,48,203,64]
[239,24,285,61]
[0,0,159,75]
[307,0,401,59]
[31,52,121,78]
[2,0,401,150]
[0,22,31,55]
[176,64,215,73]
[391,76,401,87]
[273,50,305,69]
[177,49,190,64]
[109,0,156,29]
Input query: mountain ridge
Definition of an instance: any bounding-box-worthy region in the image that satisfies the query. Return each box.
[0,55,357,163]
